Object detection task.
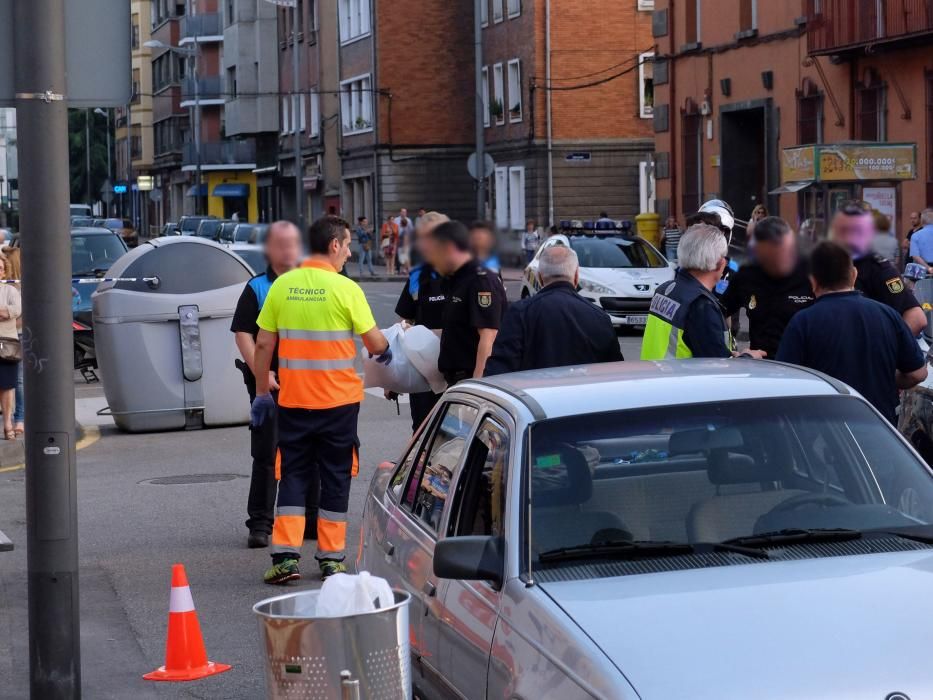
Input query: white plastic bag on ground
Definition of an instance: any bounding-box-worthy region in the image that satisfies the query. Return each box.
[400,325,447,394]
[315,571,394,617]
[362,323,431,394]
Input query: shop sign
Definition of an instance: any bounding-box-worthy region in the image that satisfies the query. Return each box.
[818,143,916,182]
[781,146,816,183]
[862,186,897,222]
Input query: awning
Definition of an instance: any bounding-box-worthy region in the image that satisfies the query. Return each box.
[212,183,250,198]
[185,183,208,197]
[769,180,813,194]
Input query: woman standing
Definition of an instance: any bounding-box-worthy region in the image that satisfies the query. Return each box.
[4,248,23,436]
[0,252,22,439]
[380,216,399,276]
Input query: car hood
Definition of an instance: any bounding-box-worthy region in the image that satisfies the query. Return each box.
[541,551,933,699]
[579,266,672,289]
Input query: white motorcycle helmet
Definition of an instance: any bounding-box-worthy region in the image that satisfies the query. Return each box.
[698,199,736,233]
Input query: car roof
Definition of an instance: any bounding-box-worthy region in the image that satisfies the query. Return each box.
[465,360,849,421]
[71,227,121,236]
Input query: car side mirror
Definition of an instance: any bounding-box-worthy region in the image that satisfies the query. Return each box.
[433,536,503,588]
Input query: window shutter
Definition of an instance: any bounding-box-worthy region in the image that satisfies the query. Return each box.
[494,167,509,230]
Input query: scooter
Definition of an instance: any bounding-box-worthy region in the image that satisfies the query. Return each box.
[73,319,98,383]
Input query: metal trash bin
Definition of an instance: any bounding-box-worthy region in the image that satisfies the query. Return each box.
[92,237,252,432]
[253,589,411,700]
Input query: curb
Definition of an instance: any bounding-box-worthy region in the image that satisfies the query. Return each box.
[0,423,100,474]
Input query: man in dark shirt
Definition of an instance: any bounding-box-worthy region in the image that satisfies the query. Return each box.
[395,211,450,430]
[720,216,814,359]
[777,241,927,425]
[485,245,621,376]
[420,220,507,383]
[231,221,318,548]
[831,201,926,337]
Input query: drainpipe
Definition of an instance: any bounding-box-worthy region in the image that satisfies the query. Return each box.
[669,0,677,216]
[370,0,379,224]
[545,0,554,227]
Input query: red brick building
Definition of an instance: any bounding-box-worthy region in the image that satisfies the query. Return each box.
[652,0,933,243]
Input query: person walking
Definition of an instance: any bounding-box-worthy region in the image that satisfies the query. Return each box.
[231,221,314,549]
[252,216,391,583]
[832,201,926,336]
[777,241,927,425]
[521,220,540,265]
[4,247,23,436]
[354,216,375,277]
[395,211,450,430]
[421,220,507,384]
[641,224,766,360]
[485,246,622,376]
[720,217,814,360]
[0,253,21,440]
[659,216,682,262]
[380,215,399,276]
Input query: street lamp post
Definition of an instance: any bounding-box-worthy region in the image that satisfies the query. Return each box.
[94,108,112,214]
[85,108,92,206]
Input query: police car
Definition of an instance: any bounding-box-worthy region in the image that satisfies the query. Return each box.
[521,222,675,327]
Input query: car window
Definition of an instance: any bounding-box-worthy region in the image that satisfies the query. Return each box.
[71,235,126,274]
[397,402,479,533]
[570,237,666,269]
[449,418,510,538]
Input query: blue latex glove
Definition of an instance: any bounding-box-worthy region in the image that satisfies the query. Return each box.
[250,393,276,428]
[373,346,393,366]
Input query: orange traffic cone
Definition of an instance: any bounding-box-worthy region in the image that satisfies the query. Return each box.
[143,563,232,682]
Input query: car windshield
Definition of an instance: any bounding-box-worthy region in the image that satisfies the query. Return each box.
[232,249,265,274]
[71,234,126,275]
[569,237,666,269]
[180,217,208,233]
[529,396,933,569]
[196,220,222,238]
[71,216,94,227]
[234,224,257,242]
[102,219,124,230]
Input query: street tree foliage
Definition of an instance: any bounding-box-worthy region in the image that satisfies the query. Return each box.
[67,109,111,207]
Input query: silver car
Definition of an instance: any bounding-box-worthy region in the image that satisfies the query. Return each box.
[360,359,933,699]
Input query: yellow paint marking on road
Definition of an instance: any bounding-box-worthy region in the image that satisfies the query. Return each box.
[0,425,101,474]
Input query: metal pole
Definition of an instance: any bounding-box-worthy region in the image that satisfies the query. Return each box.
[474,0,485,220]
[193,45,204,216]
[13,0,81,696]
[106,112,112,214]
[293,4,304,230]
[85,108,92,207]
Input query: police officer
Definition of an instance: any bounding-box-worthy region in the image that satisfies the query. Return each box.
[641,224,767,360]
[485,245,622,376]
[395,211,450,430]
[230,221,318,549]
[687,199,741,297]
[421,220,507,383]
[252,216,391,583]
[832,200,927,337]
[720,216,814,360]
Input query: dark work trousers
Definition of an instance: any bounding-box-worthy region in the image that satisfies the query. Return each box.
[409,391,442,433]
[244,378,319,537]
[272,403,360,562]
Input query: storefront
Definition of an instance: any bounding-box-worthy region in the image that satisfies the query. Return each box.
[775,143,917,240]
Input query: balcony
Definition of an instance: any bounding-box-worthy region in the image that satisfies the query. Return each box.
[806,0,933,55]
[183,140,257,170]
[180,76,224,106]
[180,13,223,42]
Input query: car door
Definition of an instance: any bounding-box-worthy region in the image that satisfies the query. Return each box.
[369,400,480,698]
[435,414,512,698]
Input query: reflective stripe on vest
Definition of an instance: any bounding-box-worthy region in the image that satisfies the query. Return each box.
[641,274,729,360]
[278,325,359,408]
[248,273,274,310]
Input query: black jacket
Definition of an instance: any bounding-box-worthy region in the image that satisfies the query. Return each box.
[484,281,623,376]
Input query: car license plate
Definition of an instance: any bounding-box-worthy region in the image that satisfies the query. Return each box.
[625,315,648,325]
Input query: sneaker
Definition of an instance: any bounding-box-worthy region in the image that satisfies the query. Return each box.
[263,558,300,585]
[247,531,269,549]
[319,559,347,580]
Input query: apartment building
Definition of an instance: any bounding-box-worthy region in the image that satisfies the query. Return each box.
[0,109,15,228]
[652,0,933,239]
[482,0,656,232]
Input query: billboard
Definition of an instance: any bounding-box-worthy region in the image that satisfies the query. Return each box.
[781,143,917,184]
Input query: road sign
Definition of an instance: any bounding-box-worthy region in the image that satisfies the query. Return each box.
[467,152,496,181]
[149,188,163,203]
[0,0,131,107]
[565,152,591,163]
[137,176,154,191]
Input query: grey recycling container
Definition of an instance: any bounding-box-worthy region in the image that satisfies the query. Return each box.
[92,237,253,433]
[253,589,411,700]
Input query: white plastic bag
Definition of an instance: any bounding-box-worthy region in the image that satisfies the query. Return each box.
[315,571,394,617]
[400,325,447,395]
[362,323,431,394]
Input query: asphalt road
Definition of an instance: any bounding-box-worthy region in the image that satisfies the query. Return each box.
[0,278,642,699]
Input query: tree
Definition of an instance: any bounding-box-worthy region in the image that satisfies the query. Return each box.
[68,109,110,206]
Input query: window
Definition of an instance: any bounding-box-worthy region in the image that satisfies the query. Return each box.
[131,68,140,104]
[508,166,525,231]
[132,14,140,49]
[297,94,305,132]
[738,0,756,33]
[397,403,480,532]
[226,0,235,25]
[338,0,371,44]
[340,74,373,134]
[492,63,505,126]
[494,167,508,229]
[857,70,886,141]
[493,0,504,23]
[685,0,700,44]
[481,0,488,26]
[310,91,320,137]
[639,52,654,119]
[481,67,490,128]
[637,0,654,9]
[507,0,521,19]
[281,96,290,134]
[507,59,522,122]
[797,79,823,144]
[227,66,237,98]
[681,108,702,216]
[450,419,510,538]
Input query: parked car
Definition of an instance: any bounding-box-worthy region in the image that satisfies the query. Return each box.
[361,359,933,699]
[521,231,674,328]
[70,203,92,217]
[160,222,180,237]
[70,215,95,228]
[195,218,234,241]
[217,221,239,243]
[227,242,265,275]
[232,222,268,244]
[178,215,216,236]
[93,217,137,247]
[70,227,128,324]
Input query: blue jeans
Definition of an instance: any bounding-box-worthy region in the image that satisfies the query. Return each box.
[524,249,536,264]
[358,247,374,276]
[13,345,23,423]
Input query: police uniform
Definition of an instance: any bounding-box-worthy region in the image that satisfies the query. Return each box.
[641,269,732,359]
[395,264,447,430]
[719,260,814,359]
[257,260,377,569]
[484,281,622,376]
[438,260,507,384]
[231,270,319,540]
[854,253,920,317]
